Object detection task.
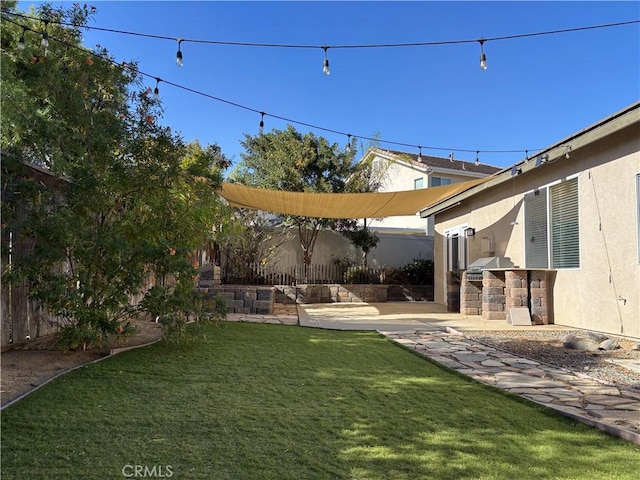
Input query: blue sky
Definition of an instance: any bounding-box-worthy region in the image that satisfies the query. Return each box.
[16,1,640,169]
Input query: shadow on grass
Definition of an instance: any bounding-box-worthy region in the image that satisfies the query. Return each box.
[1,322,638,480]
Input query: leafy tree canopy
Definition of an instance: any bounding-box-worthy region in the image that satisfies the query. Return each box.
[1,2,230,348]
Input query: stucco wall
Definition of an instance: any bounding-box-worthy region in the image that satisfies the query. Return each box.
[269,228,433,269]
[433,124,640,338]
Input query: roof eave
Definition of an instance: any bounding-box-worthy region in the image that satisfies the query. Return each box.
[420,101,640,218]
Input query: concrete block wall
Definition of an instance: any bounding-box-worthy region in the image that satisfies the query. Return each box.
[529,270,551,325]
[482,270,507,320]
[298,284,389,303]
[460,272,482,316]
[459,269,552,323]
[273,284,433,305]
[200,286,275,314]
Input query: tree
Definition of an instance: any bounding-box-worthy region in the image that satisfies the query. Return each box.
[334,144,389,266]
[1,3,229,349]
[215,208,293,284]
[229,125,356,277]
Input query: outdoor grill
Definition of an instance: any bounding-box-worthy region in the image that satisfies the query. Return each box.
[465,256,515,282]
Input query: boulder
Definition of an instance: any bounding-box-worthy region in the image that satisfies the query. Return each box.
[598,338,619,351]
[583,331,609,343]
[562,334,600,351]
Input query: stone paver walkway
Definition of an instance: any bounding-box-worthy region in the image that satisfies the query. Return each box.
[226,306,640,445]
[382,327,640,445]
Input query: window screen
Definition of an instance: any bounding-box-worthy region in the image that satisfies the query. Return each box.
[524,189,548,268]
[550,177,580,268]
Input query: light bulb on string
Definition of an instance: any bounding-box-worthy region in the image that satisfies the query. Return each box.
[449,152,454,162]
[322,46,330,75]
[154,78,161,97]
[176,38,184,67]
[346,134,352,153]
[18,27,26,50]
[41,20,49,48]
[259,112,265,131]
[478,39,487,70]
[417,146,423,162]
[475,151,480,166]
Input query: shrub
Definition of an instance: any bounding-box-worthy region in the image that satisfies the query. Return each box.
[400,258,434,285]
[343,265,380,284]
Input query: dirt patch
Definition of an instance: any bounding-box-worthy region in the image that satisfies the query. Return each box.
[1,319,163,407]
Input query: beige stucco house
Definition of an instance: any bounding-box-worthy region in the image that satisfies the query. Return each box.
[420,102,640,339]
[362,148,501,236]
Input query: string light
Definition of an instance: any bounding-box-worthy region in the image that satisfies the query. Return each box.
[322,46,330,75]
[0,14,552,161]
[154,77,161,97]
[346,134,352,153]
[478,39,487,70]
[565,145,572,158]
[259,112,265,130]
[475,151,480,166]
[17,26,26,49]
[176,38,183,67]
[6,10,634,52]
[41,19,49,48]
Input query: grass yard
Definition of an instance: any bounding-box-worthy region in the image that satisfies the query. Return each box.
[1,322,639,479]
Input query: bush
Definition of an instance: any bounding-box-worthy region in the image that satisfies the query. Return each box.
[343,266,380,284]
[400,258,434,285]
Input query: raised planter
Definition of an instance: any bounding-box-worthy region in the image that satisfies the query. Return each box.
[275,284,434,305]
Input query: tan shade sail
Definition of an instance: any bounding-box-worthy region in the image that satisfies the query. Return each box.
[219,177,489,219]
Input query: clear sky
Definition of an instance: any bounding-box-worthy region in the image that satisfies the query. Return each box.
[15,1,640,169]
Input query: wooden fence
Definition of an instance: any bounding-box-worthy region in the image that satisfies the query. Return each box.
[1,163,64,348]
[222,263,396,286]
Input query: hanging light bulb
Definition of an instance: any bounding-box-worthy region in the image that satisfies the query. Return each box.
[475,151,480,166]
[417,146,423,162]
[449,152,454,162]
[41,20,49,48]
[154,78,161,97]
[18,27,26,50]
[565,145,572,158]
[259,112,265,130]
[479,39,487,70]
[322,46,330,76]
[176,39,184,67]
[346,134,352,153]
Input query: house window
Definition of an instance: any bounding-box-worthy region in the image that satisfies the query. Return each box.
[445,227,468,271]
[414,177,424,189]
[524,189,548,268]
[524,177,580,269]
[430,177,452,187]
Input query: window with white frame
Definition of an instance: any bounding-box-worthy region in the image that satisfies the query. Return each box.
[430,176,452,187]
[414,177,424,189]
[524,177,580,269]
[445,226,468,271]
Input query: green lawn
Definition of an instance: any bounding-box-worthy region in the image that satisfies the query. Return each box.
[2,322,639,479]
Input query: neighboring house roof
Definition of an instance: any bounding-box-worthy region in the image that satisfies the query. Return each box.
[368,148,502,176]
[419,101,640,218]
